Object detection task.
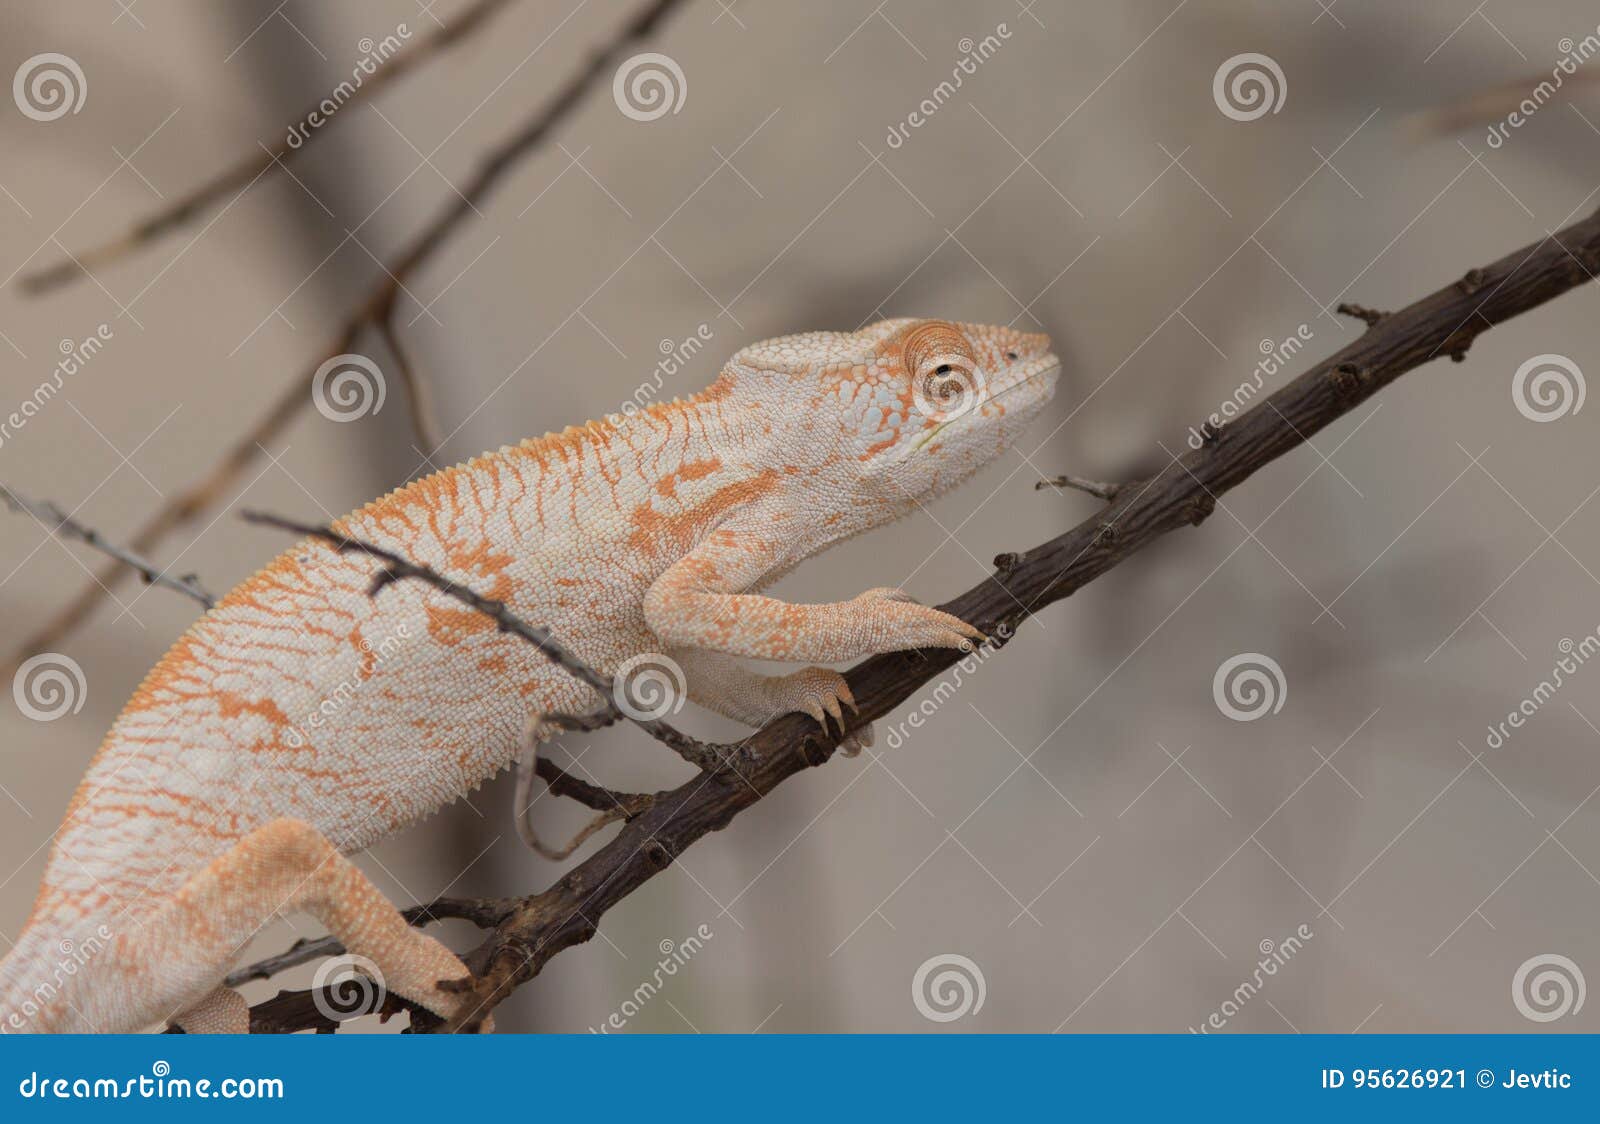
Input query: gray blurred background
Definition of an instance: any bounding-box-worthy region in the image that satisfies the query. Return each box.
[1,0,1598,1033]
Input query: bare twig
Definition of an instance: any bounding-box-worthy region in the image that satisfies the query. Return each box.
[20,0,519,295]
[378,319,443,453]
[1034,474,1125,501]
[7,0,691,676]
[246,201,1600,1032]
[514,735,657,860]
[1335,302,1388,327]
[225,895,512,989]
[239,509,741,775]
[531,750,651,814]
[0,484,215,608]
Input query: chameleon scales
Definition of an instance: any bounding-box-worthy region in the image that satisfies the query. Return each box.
[0,317,1059,1033]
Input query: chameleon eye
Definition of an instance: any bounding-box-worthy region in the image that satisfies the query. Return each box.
[901,321,985,422]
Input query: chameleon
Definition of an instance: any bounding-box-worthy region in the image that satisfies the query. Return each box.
[0,317,1059,1033]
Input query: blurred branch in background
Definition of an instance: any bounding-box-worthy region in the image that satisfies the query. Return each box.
[19,0,518,296]
[243,203,1600,1031]
[4,0,689,679]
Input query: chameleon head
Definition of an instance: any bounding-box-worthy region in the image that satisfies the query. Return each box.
[724,317,1058,504]
[844,317,1059,496]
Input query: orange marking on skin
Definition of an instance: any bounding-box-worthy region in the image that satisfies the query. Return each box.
[655,457,723,498]
[423,570,514,646]
[628,470,781,558]
[349,625,378,681]
[214,691,296,731]
[861,435,898,460]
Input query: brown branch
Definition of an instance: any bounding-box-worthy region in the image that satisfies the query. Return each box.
[239,510,742,774]
[225,896,511,990]
[514,737,657,860]
[378,319,443,454]
[19,0,519,295]
[532,752,647,813]
[246,203,1600,1032]
[1334,302,1388,327]
[1034,473,1125,501]
[5,0,691,678]
[0,484,215,608]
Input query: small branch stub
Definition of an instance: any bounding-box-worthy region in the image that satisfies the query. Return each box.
[1035,474,1124,501]
[1335,302,1388,327]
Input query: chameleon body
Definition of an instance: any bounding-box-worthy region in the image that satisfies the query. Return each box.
[0,318,1058,1033]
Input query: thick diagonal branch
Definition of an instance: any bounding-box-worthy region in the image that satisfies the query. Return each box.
[247,206,1600,1032]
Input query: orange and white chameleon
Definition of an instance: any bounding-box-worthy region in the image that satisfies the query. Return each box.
[0,318,1059,1033]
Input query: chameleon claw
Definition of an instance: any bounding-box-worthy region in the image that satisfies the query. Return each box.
[840,683,859,713]
[801,699,829,730]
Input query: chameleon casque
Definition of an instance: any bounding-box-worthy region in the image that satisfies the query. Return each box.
[0,317,1059,1033]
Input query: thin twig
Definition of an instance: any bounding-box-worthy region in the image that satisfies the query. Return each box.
[239,509,741,774]
[514,727,656,859]
[6,0,691,677]
[0,484,215,608]
[247,200,1600,1032]
[1035,474,1125,501]
[378,319,443,453]
[1335,302,1388,327]
[532,751,650,814]
[20,0,519,295]
[224,896,511,989]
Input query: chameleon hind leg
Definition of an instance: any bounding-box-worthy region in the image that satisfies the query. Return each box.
[672,648,875,755]
[172,986,248,1033]
[116,818,487,1033]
